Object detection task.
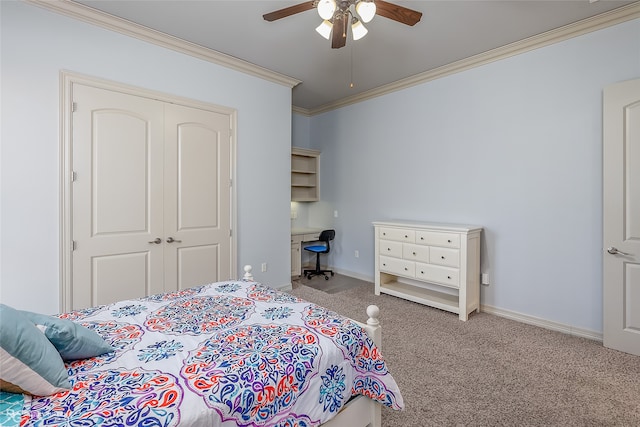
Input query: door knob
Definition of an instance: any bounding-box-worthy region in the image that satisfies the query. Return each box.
[607,247,632,256]
[148,238,162,244]
[166,237,182,243]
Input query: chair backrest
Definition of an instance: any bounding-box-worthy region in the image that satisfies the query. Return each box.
[319,229,335,253]
[319,229,335,242]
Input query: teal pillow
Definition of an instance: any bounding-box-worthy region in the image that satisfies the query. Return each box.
[20,311,114,361]
[0,304,71,396]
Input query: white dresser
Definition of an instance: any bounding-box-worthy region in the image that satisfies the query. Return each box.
[373,221,482,321]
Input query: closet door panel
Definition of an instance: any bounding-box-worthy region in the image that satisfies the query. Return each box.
[72,84,164,310]
[93,112,149,234]
[177,125,219,229]
[164,104,232,289]
[177,245,220,289]
[93,252,150,305]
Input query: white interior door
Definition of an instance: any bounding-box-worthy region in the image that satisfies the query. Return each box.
[164,103,232,289]
[603,78,640,356]
[72,84,165,309]
[70,81,234,310]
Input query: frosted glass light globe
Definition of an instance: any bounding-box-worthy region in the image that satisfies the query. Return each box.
[356,0,376,23]
[317,0,336,20]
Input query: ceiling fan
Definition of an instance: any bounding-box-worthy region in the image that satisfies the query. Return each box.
[263,0,422,49]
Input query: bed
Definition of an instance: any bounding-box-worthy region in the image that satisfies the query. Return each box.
[0,265,403,427]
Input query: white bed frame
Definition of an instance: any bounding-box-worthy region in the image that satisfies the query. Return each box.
[242,265,383,427]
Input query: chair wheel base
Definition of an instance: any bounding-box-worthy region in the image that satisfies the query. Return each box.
[303,269,334,281]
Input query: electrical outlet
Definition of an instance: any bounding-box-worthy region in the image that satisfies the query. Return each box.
[261,262,268,272]
[354,250,359,258]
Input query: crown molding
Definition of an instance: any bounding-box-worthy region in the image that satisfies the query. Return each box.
[24,0,301,89]
[298,1,640,116]
[23,0,639,115]
[291,105,312,117]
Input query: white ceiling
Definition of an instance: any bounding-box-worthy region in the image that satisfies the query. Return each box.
[70,0,636,111]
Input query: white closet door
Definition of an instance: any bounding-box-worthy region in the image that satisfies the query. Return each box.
[70,83,234,310]
[72,85,165,309]
[603,79,640,356]
[164,103,232,289]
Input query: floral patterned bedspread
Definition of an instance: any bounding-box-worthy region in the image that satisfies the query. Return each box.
[17,279,403,426]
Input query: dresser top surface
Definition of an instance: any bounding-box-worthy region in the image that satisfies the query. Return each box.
[373,220,482,233]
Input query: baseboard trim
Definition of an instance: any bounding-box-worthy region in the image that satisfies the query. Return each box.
[332,270,603,342]
[481,304,602,342]
[332,268,374,284]
[272,282,293,292]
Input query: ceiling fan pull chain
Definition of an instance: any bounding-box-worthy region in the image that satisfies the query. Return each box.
[350,43,354,88]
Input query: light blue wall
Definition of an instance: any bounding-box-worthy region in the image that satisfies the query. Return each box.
[0,1,293,313]
[292,114,312,149]
[295,18,640,333]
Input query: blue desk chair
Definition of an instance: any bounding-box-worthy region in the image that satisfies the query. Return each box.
[303,229,335,280]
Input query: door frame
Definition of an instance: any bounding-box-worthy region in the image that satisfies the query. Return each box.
[59,71,238,312]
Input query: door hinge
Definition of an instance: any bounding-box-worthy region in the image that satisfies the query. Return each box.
[229,229,232,237]
[72,240,77,251]
[229,178,232,187]
[72,171,77,182]
[72,102,77,112]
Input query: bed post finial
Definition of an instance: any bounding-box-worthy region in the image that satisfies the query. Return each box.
[366,305,380,327]
[243,265,254,281]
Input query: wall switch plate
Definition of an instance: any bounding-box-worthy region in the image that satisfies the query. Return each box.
[334,210,338,218]
[481,273,490,285]
[261,262,268,272]
[354,250,359,258]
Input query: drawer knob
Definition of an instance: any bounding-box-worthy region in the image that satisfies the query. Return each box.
[448,239,452,243]
[420,270,424,274]
[404,267,408,271]
[387,248,391,251]
[405,235,408,238]
[383,263,386,266]
[441,256,445,259]
[447,276,451,279]
[413,252,416,255]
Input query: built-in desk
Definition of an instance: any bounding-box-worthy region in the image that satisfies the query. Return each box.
[291,228,322,277]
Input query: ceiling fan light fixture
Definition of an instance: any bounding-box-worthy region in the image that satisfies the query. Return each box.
[356,0,376,23]
[351,18,368,41]
[316,20,333,39]
[317,0,336,20]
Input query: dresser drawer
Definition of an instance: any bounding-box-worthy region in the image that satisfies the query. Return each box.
[429,247,460,268]
[380,255,415,277]
[416,263,460,288]
[379,227,415,243]
[416,231,460,248]
[403,243,430,263]
[379,240,403,258]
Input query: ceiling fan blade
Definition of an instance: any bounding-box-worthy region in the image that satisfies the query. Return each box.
[331,13,348,49]
[374,0,422,26]
[262,1,316,21]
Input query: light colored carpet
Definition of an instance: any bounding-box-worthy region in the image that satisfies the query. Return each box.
[289,276,640,427]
